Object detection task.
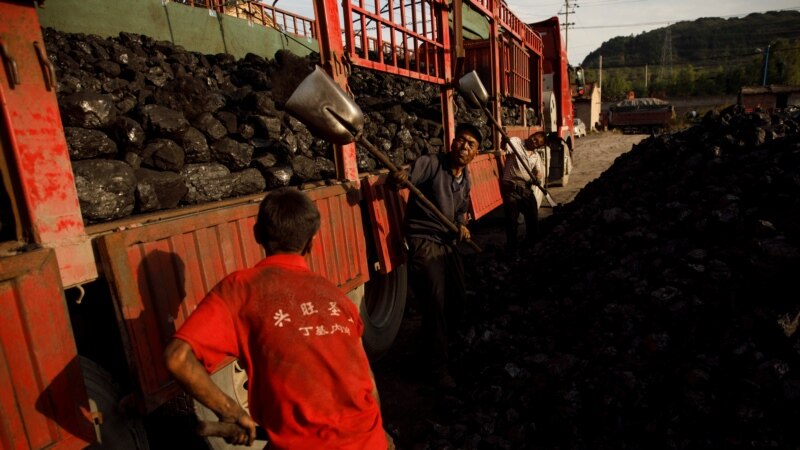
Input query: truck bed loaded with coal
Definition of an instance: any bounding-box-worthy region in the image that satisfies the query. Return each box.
[0,0,582,448]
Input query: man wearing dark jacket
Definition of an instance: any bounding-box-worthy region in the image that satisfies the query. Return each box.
[395,123,481,389]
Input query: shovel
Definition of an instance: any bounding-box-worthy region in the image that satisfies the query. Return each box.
[284,66,481,252]
[457,71,559,208]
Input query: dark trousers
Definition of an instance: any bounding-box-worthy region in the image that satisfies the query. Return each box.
[502,182,539,251]
[406,236,466,371]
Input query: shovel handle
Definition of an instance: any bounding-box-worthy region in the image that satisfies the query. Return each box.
[358,136,481,253]
[196,421,269,441]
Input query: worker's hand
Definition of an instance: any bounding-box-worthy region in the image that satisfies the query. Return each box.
[220,411,257,446]
[458,224,471,243]
[500,136,511,151]
[389,169,408,188]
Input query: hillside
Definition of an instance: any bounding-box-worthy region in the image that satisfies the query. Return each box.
[579,10,800,100]
[582,10,800,69]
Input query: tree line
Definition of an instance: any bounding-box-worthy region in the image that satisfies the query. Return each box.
[579,10,800,100]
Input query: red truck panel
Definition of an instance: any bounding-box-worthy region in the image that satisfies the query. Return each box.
[362,174,409,275]
[0,1,96,288]
[96,185,368,412]
[0,248,95,450]
[468,153,503,220]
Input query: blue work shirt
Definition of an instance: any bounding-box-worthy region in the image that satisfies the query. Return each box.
[404,153,471,244]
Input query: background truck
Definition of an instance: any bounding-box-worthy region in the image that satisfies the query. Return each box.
[0,0,579,448]
[606,97,675,134]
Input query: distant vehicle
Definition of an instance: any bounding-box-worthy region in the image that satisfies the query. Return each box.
[607,98,675,134]
[573,118,587,138]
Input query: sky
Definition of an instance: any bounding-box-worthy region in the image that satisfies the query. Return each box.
[269,0,800,64]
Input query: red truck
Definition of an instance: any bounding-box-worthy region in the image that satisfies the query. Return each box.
[606,97,675,135]
[0,0,578,448]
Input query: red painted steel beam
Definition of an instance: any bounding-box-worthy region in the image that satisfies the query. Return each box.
[0,1,96,287]
[314,0,359,183]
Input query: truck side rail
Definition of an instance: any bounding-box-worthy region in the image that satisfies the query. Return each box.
[95,184,368,412]
[342,0,449,83]
[177,0,317,39]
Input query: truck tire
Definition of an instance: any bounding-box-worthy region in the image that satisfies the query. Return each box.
[80,356,150,450]
[349,263,408,360]
[194,360,269,450]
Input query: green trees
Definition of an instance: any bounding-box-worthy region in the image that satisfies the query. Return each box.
[580,10,800,99]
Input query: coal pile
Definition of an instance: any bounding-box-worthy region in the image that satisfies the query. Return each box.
[45,28,498,223]
[387,107,800,449]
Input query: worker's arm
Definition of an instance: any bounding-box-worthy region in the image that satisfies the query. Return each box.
[164,339,257,446]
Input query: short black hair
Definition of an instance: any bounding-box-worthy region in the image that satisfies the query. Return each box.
[456,123,483,145]
[254,187,320,254]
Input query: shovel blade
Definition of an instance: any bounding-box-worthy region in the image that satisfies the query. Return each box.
[458,71,490,109]
[285,66,365,145]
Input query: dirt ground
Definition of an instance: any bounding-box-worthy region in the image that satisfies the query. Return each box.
[373,130,648,449]
[541,132,648,216]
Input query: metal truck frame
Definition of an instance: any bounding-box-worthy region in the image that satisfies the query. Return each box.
[0,0,578,448]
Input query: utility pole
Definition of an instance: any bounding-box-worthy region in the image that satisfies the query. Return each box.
[762,44,771,86]
[599,55,603,96]
[558,0,577,53]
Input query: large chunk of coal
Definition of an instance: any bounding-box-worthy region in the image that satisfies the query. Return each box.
[231,168,267,197]
[142,139,185,172]
[180,163,233,204]
[138,104,189,135]
[210,137,253,171]
[59,91,117,128]
[64,127,118,160]
[134,168,187,212]
[262,165,292,189]
[109,116,146,149]
[172,127,210,163]
[192,112,228,141]
[72,159,136,222]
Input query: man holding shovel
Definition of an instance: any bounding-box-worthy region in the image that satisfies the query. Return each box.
[164,188,392,449]
[501,132,547,256]
[393,123,482,390]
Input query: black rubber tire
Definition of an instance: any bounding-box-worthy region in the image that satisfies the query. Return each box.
[353,264,408,361]
[194,360,269,450]
[80,356,150,450]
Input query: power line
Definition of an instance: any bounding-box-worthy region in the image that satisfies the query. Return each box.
[557,0,579,52]
[572,8,800,30]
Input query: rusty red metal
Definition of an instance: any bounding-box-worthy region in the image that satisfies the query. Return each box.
[0,248,95,450]
[361,174,409,275]
[467,153,503,220]
[314,0,359,183]
[215,0,316,38]
[0,1,96,287]
[464,38,532,103]
[96,185,368,412]
[342,0,449,84]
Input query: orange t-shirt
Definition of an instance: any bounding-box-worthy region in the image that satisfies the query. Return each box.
[175,254,386,449]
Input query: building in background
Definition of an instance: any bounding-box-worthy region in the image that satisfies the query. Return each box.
[574,82,601,132]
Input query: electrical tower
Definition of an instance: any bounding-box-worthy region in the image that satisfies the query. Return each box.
[658,28,673,83]
[558,0,578,53]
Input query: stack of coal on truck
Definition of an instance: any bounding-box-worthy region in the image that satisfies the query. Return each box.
[606,97,675,134]
[0,0,582,448]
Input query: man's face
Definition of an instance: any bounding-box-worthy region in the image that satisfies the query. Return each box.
[451,132,480,167]
[527,133,545,149]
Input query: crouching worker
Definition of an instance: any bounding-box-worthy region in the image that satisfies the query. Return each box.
[501,132,547,255]
[164,187,393,449]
